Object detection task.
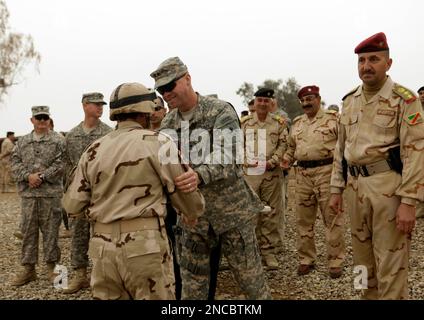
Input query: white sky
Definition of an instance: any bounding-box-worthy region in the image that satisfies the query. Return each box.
[1,0,423,136]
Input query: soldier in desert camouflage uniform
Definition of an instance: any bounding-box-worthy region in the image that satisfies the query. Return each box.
[329,32,424,299]
[10,106,65,286]
[151,57,271,300]
[282,85,345,278]
[416,86,424,219]
[242,88,288,270]
[0,131,16,193]
[63,82,205,300]
[62,92,112,294]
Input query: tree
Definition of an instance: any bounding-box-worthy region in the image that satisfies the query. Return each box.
[0,0,41,103]
[236,77,304,121]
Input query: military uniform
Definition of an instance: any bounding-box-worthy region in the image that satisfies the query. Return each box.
[242,112,288,267]
[63,83,205,300]
[0,137,16,192]
[11,106,65,285]
[284,107,345,272]
[416,86,424,219]
[331,76,424,299]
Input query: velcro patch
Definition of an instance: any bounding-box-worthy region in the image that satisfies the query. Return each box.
[377,109,396,117]
[406,112,423,125]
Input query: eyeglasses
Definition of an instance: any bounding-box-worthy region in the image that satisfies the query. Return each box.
[157,74,186,95]
[34,114,50,121]
[299,95,316,103]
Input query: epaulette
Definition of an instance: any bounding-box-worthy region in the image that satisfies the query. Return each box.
[293,115,303,124]
[342,86,359,101]
[272,114,286,126]
[240,115,253,124]
[393,84,417,104]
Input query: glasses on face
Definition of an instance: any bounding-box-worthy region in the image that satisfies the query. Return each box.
[34,114,50,121]
[157,74,186,95]
[299,95,316,104]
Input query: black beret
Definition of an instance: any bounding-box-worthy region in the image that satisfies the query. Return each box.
[254,88,274,98]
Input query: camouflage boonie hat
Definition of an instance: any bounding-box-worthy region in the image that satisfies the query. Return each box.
[32,106,50,116]
[82,92,107,105]
[150,56,188,89]
[109,83,157,121]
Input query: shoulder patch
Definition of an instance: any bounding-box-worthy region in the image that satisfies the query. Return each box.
[272,114,286,125]
[393,84,417,104]
[342,86,360,101]
[241,115,253,124]
[406,112,423,125]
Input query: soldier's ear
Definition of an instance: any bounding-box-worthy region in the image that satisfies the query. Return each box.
[386,58,393,71]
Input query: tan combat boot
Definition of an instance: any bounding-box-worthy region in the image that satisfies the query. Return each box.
[63,267,90,294]
[46,262,59,283]
[263,255,279,271]
[11,264,37,286]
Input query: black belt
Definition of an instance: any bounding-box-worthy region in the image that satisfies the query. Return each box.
[297,158,333,169]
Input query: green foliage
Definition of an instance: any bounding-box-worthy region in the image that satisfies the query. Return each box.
[236,77,304,121]
[0,0,41,102]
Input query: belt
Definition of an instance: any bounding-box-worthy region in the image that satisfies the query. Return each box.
[348,159,392,177]
[297,158,333,169]
[93,216,163,234]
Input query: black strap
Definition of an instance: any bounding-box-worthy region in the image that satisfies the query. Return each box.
[110,92,157,109]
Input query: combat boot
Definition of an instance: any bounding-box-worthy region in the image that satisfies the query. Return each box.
[11,264,37,286]
[63,267,90,294]
[263,255,279,270]
[46,262,59,283]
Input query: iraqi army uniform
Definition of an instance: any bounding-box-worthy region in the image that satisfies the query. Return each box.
[242,112,288,269]
[152,56,271,300]
[284,107,345,275]
[11,106,65,286]
[331,77,424,299]
[0,136,16,192]
[416,86,424,219]
[63,92,112,294]
[62,83,205,300]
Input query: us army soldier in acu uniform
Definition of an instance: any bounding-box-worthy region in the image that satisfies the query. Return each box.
[63,92,112,294]
[242,88,288,270]
[329,32,424,299]
[11,106,65,286]
[151,57,271,300]
[63,83,205,300]
[282,85,345,278]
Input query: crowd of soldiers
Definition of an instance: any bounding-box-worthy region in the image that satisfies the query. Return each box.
[2,31,424,300]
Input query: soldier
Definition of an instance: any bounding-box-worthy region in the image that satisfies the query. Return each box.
[62,82,204,300]
[327,104,340,114]
[248,99,256,114]
[242,88,288,270]
[329,32,424,299]
[0,131,17,193]
[62,92,112,294]
[10,106,65,286]
[281,85,345,278]
[150,56,271,300]
[150,96,167,131]
[416,86,424,219]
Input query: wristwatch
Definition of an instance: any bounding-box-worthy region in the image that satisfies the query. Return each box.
[38,173,45,182]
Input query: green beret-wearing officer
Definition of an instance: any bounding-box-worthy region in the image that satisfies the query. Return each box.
[330,32,424,299]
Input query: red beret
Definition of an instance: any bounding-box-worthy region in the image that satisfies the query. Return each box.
[354,32,389,54]
[298,85,320,99]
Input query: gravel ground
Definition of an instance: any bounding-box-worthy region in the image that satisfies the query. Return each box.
[1,173,424,300]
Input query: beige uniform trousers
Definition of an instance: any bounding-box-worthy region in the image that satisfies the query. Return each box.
[1,161,16,193]
[88,226,175,300]
[416,202,424,218]
[295,164,345,268]
[345,170,410,300]
[245,170,283,257]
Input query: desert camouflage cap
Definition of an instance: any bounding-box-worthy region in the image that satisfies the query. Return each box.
[150,56,188,89]
[82,92,106,105]
[32,105,50,116]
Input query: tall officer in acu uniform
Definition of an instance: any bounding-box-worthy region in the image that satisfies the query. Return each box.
[330,32,424,299]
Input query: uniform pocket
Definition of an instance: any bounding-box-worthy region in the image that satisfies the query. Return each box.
[88,238,104,260]
[124,231,161,258]
[372,114,397,144]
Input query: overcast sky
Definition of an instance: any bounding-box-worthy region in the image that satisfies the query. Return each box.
[1,0,423,136]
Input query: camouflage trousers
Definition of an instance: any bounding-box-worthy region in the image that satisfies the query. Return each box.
[244,171,283,257]
[89,227,175,300]
[345,170,410,300]
[177,221,271,300]
[295,164,345,268]
[20,197,62,265]
[70,216,90,269]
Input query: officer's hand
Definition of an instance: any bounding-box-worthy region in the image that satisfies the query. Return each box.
[175,167,199,193]
[244,161,258,168]
[28,173,42,188]
[329,194,343,215]
[396,203,416,234]
[181,214,197,227]
[280,159,290,169]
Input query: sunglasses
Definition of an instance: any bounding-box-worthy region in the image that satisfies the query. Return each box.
[34,114,50,121]
[157,74,186,95]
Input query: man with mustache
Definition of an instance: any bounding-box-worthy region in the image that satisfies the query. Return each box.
[281,85,345,278]
[329,32,424,299]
